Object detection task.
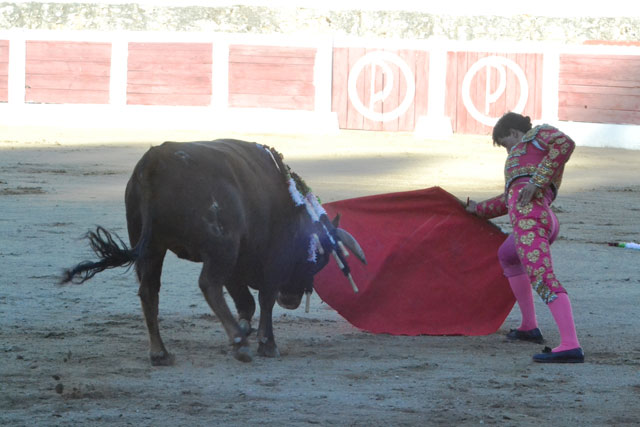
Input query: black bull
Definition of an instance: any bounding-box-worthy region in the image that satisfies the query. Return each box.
[62,139,365,364]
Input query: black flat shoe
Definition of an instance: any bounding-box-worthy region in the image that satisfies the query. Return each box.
[506,328,544,344]
[532,346,585,363]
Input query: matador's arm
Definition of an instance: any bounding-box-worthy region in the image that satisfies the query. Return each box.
[474,193,508,219]
[527,127,576,191]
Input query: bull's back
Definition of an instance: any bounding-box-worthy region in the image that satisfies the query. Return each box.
[125,139,288,261]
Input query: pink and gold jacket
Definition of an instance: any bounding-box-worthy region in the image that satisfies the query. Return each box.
[475,124,575,219]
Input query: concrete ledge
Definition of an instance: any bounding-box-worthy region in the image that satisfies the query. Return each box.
[549,121,640,150]
[413,115,453,140]
[0,104,340,135]
[222,109,340,135]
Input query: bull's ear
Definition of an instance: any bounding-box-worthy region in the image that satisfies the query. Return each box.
[332,213,341,228]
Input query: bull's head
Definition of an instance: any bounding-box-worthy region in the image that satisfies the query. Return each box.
[276,211,366,311]
[260,144,366,310]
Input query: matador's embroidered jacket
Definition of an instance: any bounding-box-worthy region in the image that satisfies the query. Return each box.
[475,124,575,219]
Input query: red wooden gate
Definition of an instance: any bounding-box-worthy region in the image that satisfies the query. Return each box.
[445,52,543,134]
[332,47,429,131]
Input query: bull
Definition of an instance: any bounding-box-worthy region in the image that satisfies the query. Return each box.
[61,139,365,365]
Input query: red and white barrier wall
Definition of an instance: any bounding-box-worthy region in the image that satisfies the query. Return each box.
[1,30,639,149]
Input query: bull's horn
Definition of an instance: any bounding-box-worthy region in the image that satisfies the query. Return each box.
[335,228,367,265]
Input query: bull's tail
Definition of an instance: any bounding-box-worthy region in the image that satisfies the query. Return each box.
[61,226,139,284]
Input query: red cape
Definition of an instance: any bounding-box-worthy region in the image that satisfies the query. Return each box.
[313,187,515,336]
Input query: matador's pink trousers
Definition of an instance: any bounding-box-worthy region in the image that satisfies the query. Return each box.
[497,178,580,351]
[497,178,564,304]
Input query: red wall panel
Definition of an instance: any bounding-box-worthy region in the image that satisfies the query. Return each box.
[127,42,212,106]
[559,54,640,125]
[228,45,316,110]
[25,41,111,104]
[0,40,8,102]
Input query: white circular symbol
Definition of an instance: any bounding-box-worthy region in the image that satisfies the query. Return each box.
[461,56,529,127]
[347,51,416,122]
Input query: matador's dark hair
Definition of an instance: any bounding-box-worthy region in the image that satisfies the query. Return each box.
[492,112,532,146]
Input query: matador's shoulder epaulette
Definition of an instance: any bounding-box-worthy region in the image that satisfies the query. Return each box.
[521,124,557,143]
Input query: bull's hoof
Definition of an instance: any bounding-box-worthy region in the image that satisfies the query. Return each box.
[238,319,253,336]
[258,342,281,358]
[150,351,175,366]
[233,345,253,363]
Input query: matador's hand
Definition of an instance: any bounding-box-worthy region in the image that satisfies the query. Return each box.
[517,183,538,206]
[465,199,478,214]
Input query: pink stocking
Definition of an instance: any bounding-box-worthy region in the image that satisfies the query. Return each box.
[548,293,581,352]
[508,273,538,331]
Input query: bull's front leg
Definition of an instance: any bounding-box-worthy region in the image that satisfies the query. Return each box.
[257,291,280,357]
[226,282,255,337]
[199,262,252,362]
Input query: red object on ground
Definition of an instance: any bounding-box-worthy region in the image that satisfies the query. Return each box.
[314,187,515,336]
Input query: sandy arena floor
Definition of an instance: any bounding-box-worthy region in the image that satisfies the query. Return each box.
[1,128,639,426]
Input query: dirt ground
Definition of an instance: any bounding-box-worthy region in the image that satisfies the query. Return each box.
[1,128,639,426]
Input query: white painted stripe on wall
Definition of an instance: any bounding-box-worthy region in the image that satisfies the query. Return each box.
[414,43,453,139]
[426,46,447,119]
[0,30,337,47]
[7,36,25,105]
[314,37,334,114]
[109,37,128,106]
[211,37,230,111]
[333,37,640,56]
[3,30,639,56]
[541,47,560,123]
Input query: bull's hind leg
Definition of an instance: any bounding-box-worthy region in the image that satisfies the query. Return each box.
[199,262,252,362]
[136,250,174,366]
